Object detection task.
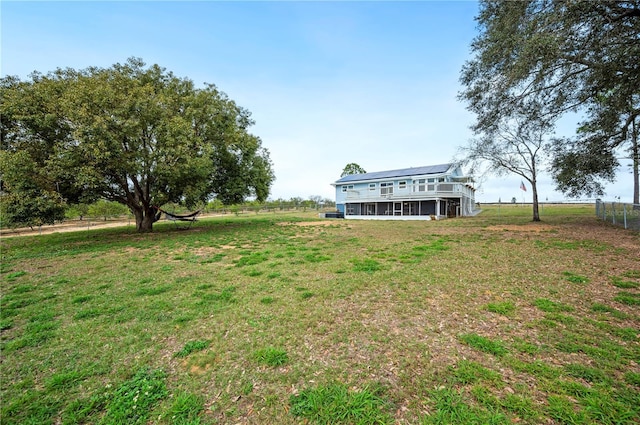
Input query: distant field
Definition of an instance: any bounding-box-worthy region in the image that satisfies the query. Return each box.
[2,204,639,424]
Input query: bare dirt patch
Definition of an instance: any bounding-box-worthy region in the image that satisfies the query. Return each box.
[563,220,639,242]
[1,219,133,238]
[486,223,555,232]
[278,220,340,227]
[0,212,231,238]
[192,247,222,256]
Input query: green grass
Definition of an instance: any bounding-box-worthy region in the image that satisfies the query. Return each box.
[5,271,27,280]
[424,387,509,424]
[1,206,639,424]
[614,291,640,306]
[458,333,509,356]
[484,300,516,316]
[175,340,211,358]
[449,360,502,385]
[591,302,628,319]
[167,391,205,423]
[289,383,392,424]
[611,277,639,289]
[622,270,640,279]
[534,298,575,313]
[563,271,590,284]
[351,258,382,272]
[102,368,167,425]
[564,363,610,384]
[253,347,289,367]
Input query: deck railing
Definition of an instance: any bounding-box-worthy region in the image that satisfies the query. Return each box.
[345,182,474,200]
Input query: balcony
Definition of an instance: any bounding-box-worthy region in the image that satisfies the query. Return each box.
[344,182,474,201]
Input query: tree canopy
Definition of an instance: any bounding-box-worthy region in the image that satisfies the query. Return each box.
[460,0,640,201]
[0,58,274,231]
[340,163,367,177]
[0,149,66,228]
[458,99,553,221]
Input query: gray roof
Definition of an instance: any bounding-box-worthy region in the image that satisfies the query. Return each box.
[335,163,453,183]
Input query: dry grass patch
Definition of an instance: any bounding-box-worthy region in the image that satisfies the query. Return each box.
[486,223,555,232]
[277,220,341,227]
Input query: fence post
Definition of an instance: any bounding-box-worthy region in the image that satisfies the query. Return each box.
[596,201,640,231]
[612,202,616,225]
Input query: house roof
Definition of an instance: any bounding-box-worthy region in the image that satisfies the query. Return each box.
[335,163,454,184]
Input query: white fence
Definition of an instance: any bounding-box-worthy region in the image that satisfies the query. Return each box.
[595,200,640,231]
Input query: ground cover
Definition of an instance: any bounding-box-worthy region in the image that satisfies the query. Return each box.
[1,204,639,424]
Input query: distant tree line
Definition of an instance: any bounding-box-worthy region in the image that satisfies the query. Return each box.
[27,196,336,225]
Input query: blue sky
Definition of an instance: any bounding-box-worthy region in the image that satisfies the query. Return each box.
[1,1,634,203]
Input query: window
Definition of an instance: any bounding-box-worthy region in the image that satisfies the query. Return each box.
[369,183,376,191]
[416,179,426,192]
[398,181,407,190]
[380,182,393,195]
[341,185,354,192]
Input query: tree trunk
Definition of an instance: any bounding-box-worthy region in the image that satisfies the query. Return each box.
[632,119,639,207]
[132,206,155,232]
[531,180,540,222]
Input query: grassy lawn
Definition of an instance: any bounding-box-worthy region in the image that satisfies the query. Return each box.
[2,204,639,424]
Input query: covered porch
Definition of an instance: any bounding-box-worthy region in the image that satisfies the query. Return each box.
[344,198,462,220]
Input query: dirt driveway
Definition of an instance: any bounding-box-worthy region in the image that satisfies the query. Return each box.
[0,219,134,238]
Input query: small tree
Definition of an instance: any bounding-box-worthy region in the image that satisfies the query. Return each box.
[322,198,335,208]
[340,163,366,177]
[88,200,129,221]
[65,203,90,220]
[308,195,323,210]
[458,105,554,222]
[290,197,303,209]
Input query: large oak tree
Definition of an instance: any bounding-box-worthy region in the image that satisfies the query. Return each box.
[460,0,640,201]
[1,58,274,231]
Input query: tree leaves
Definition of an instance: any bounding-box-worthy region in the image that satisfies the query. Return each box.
[460,0,640,200]
[340,163,366,177]
[1,58,275,231]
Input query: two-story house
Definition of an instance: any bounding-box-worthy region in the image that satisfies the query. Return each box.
[332,163,476,220]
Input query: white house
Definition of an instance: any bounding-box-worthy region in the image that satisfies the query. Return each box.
[332,163,476,220]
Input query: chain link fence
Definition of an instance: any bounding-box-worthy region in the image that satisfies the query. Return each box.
[595,200,640,231]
